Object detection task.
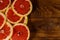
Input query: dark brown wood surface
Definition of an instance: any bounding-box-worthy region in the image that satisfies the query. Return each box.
[28,0,60,40]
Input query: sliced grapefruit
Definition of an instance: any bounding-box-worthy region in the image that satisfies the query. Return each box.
[19,16,28,25]
[0,0,11,12]
[0,12,6,29]
[0,22,13,40]
[10,23,30,40]
[12,0,32,16]
[5,7,23,24]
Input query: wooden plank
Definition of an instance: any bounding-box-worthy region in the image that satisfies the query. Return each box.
[29,0,60,40]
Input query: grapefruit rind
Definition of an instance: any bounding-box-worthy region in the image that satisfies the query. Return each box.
[23,16,28,25]
[11,23,30,40]
[12,0,32,16]
[0,0,11,12]
[0,12,6,29]
[5,7,23,24]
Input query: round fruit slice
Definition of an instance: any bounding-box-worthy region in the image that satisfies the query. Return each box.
[12,0,32,16]
[0,12,6,29]
[0,0,11,12]
[0,22,13,40]
[5,7,23,24]
[19,16,28,25]
[11,23,30,40]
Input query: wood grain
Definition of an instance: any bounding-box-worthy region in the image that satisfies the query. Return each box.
[28,0,60,40]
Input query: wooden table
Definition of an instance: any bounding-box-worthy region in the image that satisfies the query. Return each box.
[28,0,60,40]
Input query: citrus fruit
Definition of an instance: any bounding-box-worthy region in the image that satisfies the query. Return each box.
[12,0,32,16]
[0,22,13,40]
[10,23,30,40]
[0,0,11,12]
[0,12,6,29]
[5,7,23,24]
[20,16,28,25]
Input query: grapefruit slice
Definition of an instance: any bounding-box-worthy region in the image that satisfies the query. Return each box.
[5,7,23,24]
[11,23,30,40]
[0,0,11,12]
[0,12,6,29]
[0,22,13,40]
[12,0,32,16]
[20,16,28,25]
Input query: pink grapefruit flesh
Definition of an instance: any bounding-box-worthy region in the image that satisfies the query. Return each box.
[0,15,4,27]
[0,0,10,10]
